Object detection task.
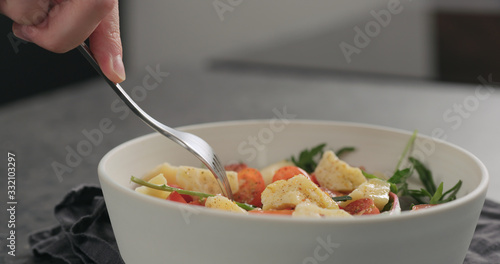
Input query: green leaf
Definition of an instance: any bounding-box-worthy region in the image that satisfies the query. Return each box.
[439,180,462,203]
[335,147,356,158]
[130,176,256,211]
[429,182,444,204]
[408,189,430,204]
[382,199,394,212]
[290,144,356,173]
[290,143,327,173]
[362,171,380,180]
[389,183,399,194]
[388,168,411,184]
[387,168,412,195]
[362,171,399,195]
[418,188,433,198]
[361,132,461,209]
[331,195,352,202]
[381,201,392,212]
[408,189,428,198]
[409,157,437,195]
[394,130,418,172]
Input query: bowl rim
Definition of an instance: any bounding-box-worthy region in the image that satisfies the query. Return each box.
[98,119,489,224]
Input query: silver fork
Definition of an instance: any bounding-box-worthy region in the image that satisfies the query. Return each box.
[77,43,234,200]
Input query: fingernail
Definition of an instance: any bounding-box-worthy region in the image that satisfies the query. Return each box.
[12,25,32,42]
[112,54,126,82]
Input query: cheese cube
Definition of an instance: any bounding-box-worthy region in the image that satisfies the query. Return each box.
[135,174,171,199]
[205,195,248,214]
[314,151,367,192]
[340,178,390,210]
[292,201,352,218]
[176,166,239,195]
[261,175,338,210]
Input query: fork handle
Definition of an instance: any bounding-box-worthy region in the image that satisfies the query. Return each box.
[77,44,173,136]
[77,43,234,199]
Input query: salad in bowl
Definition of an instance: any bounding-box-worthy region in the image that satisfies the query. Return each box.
[98,120,487,264]
[131,131,462,218]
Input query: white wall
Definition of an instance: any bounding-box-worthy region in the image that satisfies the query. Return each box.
[124,0,434,78]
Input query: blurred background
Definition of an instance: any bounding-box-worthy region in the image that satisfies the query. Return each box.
[1,0,500,106]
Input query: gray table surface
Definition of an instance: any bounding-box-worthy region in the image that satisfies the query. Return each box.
[1,65,499,262]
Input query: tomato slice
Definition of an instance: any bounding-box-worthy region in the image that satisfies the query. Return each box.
[189,198,206,206]
[166,191,188,204]
[344,198,380,215]
[411,204,439,211]
[272,166,309,182]
[234,168,266,207]
[167,184,193,202]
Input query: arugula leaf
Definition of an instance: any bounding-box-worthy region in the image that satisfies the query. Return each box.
[405,179,462,205]
[361,132,463,208]
[388,168,412,195]
[429,182,444,204]
[335,147,356,158]
[387,168,412,184]
[130,176,256,211]
[408,189,432,204]
[290,144,356,173]
[390,184,399,195]
[361,171,379,180]
[394,130,418,172]
[362,171,399,194]
[440,180,462,203]
[408,157,437,195]
[408,189,430,198]
[290,143,327,173]
[382,200,394,212]
[331,195,352,202]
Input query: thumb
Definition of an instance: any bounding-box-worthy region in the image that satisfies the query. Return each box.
[88,2,125,83]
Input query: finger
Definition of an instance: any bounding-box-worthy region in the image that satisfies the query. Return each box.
[12,0,115,53]
[0,0,50,25]
[89,2,125,83]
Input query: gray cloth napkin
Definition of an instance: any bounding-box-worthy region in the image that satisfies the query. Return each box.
[465,199,500,263]
[29,185,499,264]
[29,185,124,264]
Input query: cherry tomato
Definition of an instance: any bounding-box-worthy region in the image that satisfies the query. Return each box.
[344,198,380,215]
[166,191,187,204]
[168,184,193,202]
[234,168,266,207]
[189,198,206,206]
[272,166,309,182]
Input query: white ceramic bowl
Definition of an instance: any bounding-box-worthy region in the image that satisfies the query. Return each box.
[98,120,488,264]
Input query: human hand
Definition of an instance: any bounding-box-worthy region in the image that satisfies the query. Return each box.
[0,0,126,83]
